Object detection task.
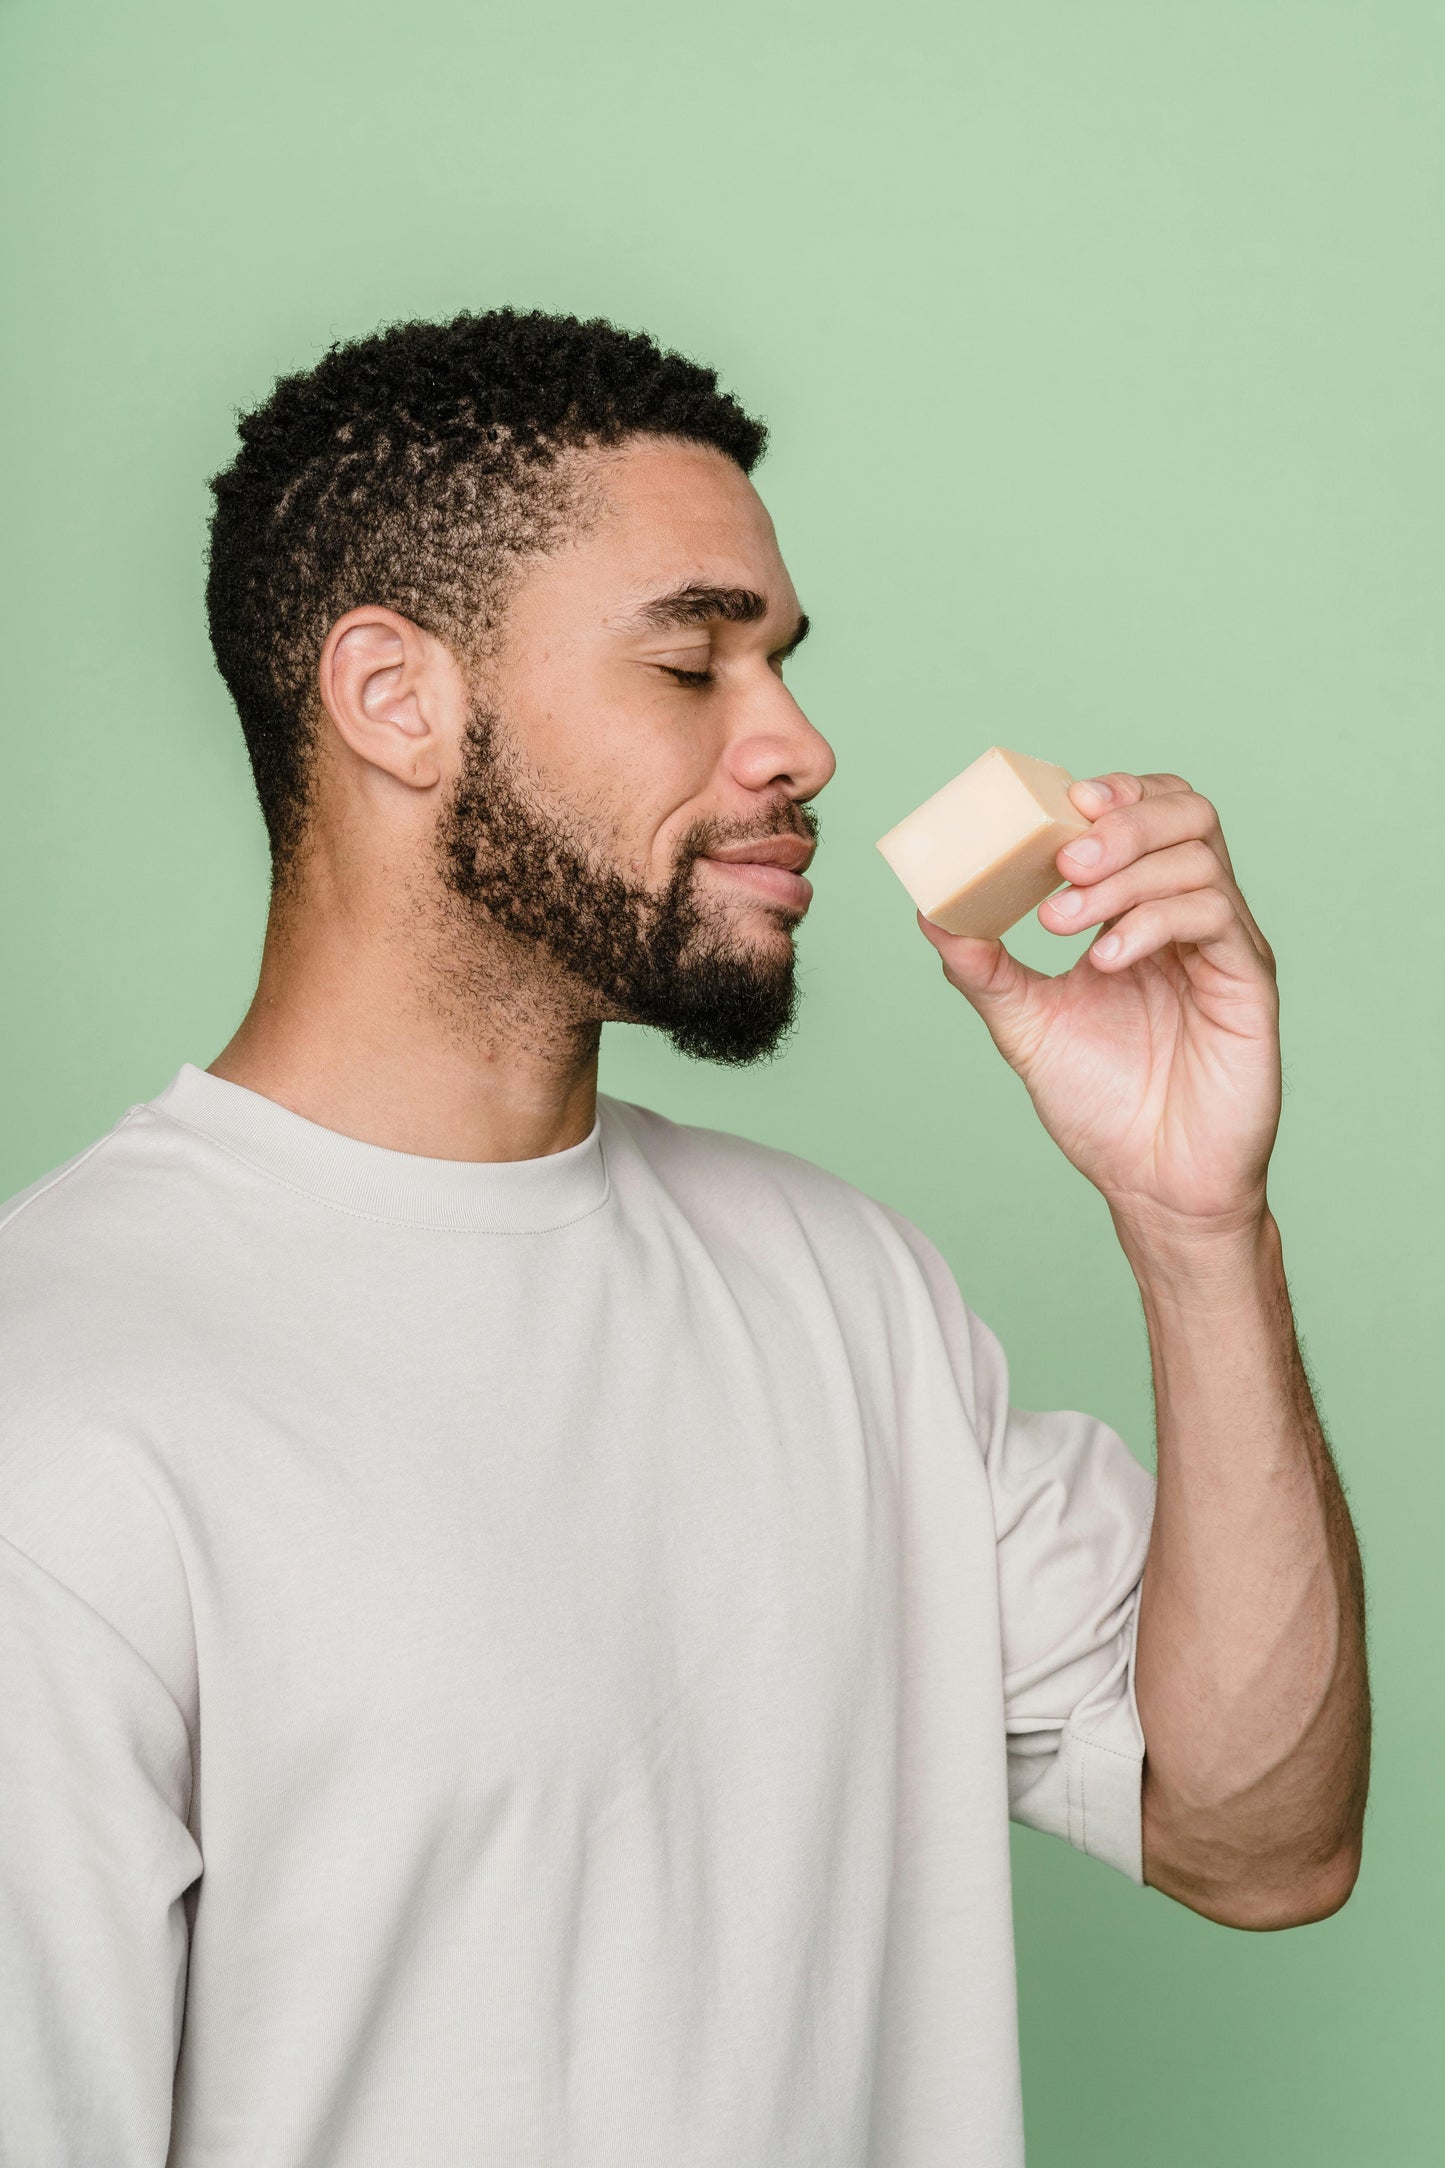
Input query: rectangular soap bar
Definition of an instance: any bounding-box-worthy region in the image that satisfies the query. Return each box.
[876,746,1092,939]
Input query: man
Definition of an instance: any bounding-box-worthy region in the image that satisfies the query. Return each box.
[0,309,1368,2167]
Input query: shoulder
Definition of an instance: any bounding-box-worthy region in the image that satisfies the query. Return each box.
[0,1105,200,1715]
[0,1094,208,1292]
[0,1103,153,1279]
[0,1090,232,1422]
[601,1091,878,1214]
[597,1096,1002,1448]
[598,1093,959,1298]
[0,1113,140,1238]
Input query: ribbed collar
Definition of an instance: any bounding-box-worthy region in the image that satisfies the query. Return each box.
[148,1063,610,1233]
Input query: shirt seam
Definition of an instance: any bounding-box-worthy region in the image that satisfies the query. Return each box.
[146,1104,614,1234]
[1067,1731,1144,1764]
[0,1109,143,1245]
[1066,1721,1146,1876]
[0,1525,195,1750]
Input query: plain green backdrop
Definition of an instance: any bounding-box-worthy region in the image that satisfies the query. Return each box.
[2,0,1439,2158]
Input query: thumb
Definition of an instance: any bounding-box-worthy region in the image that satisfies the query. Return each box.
[915,911,1048,1065]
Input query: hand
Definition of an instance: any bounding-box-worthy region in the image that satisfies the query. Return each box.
[917,771,1281,1239]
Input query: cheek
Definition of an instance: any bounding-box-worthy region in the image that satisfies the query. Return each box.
[498,658,723,872]
[579,723,725,874]
[608,763,709,879]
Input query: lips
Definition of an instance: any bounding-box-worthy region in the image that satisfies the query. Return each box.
[701,835,815,874]
[697,833,815,914]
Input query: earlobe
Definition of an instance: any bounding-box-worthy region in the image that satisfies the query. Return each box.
[318,607,450,791]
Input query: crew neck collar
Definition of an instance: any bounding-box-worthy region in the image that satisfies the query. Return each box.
[148,1063,610,1233]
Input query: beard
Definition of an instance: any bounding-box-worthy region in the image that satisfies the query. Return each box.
[435,703,818,1066]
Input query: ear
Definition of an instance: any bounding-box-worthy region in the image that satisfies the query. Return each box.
[317,606,463,792]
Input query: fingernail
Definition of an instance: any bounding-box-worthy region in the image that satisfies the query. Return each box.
[1073,779,1112,809]
[1063,835,1103,866]
[1094,932,1122,960]
[1050,885,1085,917]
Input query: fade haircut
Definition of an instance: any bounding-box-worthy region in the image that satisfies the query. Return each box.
[204,308,768,881]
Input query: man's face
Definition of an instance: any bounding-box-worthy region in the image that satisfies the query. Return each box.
[435,436,836,1063]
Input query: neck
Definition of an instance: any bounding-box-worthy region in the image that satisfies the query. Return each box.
[209,873,602,1164]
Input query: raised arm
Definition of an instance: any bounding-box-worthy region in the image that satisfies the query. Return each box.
[1117,1203,1367,1924]
[916,765,1370,1928]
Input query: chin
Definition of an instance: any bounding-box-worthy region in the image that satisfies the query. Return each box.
[708,890,805,943]
[738,907,802,945]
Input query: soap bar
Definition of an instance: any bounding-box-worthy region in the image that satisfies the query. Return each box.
[876,746,1092,939]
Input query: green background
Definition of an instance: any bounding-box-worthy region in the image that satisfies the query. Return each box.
[2,1,1439,2157]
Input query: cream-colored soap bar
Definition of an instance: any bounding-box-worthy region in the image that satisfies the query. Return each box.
[876,746,1092,939]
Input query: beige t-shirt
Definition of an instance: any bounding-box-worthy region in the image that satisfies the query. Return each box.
[0,1063,1154,2166]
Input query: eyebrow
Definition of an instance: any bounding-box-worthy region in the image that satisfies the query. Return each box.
[629,584,811,658]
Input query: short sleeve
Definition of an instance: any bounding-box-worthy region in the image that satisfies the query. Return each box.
[885,1213,1157,1884]
[963,1306,1156,1882]
[0,1532,202,2165]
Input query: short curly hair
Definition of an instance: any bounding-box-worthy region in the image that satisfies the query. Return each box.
[204,307,768,879]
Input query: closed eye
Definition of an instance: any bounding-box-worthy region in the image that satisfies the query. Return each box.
[660,665,715,687]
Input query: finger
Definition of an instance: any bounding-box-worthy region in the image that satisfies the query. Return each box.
[1040,838,1238,937]
[1059,784,1221,884]
[1069,770,1239,883]
[1085,886,1267,980]
[1067,770,1192,817]
[1066,772,1275,964]
[914,911,1050,1061]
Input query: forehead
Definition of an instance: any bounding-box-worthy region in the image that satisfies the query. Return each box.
[572,436,793,604]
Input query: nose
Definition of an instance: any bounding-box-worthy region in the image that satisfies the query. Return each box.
[727,681,836,805]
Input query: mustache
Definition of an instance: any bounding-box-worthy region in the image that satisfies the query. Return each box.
[677,799,821,866]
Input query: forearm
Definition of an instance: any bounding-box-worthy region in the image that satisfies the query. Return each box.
[1119,1205,1370,1929]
